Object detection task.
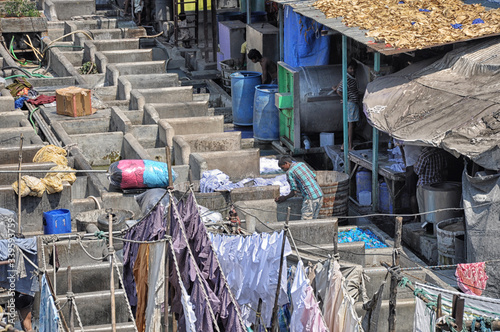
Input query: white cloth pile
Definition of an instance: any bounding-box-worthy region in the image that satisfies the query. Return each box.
[260,157,282,174]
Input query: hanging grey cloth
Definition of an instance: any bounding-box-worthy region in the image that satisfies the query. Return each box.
[362,281,385,332]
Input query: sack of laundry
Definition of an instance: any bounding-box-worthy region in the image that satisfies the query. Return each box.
[108,160,177,189]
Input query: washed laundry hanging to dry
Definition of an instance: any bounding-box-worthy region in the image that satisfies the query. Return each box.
[313,0,500,49]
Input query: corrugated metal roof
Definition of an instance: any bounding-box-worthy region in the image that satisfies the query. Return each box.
[271,0,500,55]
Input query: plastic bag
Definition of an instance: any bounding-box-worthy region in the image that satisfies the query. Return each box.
[135,189,170,215]
[109,160,177,189]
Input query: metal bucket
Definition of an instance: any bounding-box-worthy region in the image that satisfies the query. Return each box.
[422,181,463,224]
[316,171,349,218]
[436,217,465,265]
[219,59,239,92]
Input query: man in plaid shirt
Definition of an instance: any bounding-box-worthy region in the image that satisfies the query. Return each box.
[275,156,323,220]
[414,147,448,218]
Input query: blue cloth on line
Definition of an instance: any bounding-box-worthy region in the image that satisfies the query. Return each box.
[0,237,39,296]
[39,275,60,332]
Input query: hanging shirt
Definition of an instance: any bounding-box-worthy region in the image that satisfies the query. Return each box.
[145,241,166,331]
[133,243,150,332]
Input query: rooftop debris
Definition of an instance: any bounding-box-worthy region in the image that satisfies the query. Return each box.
[313,0,500,49]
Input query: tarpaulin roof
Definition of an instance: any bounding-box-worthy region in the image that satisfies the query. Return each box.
[363,37,500,171]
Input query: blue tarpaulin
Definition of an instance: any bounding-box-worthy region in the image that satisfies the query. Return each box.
[339,228,388,249]
[284,5,330,67]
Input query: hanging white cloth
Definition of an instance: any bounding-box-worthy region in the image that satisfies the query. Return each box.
[209,231,291,327]
[145,242,165,331]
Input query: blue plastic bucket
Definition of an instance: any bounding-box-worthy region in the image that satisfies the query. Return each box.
[356,169,372,201]
[231,71,262,126]
[378,182,393,213]
[43,209,71,235]
[253,84,279,141]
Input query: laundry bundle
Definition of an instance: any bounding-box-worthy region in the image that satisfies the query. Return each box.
[108,159,177,190]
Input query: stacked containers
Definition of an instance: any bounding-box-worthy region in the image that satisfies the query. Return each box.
[253,84,279,141]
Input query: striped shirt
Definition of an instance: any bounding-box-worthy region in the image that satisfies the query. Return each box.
[414,147,447,186]
[337,73,359,102]
[287,162,323,200]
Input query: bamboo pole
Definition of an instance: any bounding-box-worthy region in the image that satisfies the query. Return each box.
[67,266,74,332]
[108,210,117,332]
[164,146,172,332]
[53,243,57,298]
[271,207,290,331]
[388,216,402,332]
[17,133,23,234]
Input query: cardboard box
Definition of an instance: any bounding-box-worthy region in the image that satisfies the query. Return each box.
[56,86,95,117]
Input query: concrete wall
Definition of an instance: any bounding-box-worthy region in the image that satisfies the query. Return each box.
[173,131,241,165]
[117,74,180,100]
[189,148,260,181]
[105,61,166,86]
[246,23,279,73]
[44,0,96,21]
[158,115,224,146]
[95,50,153,74]
[130,86,194,110]
[83,39,140,62]
[143,101,212,124]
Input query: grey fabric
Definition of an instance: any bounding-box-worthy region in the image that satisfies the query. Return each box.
[341,262,370,304]
[462,169,500,298]
[362,282,385,332]
[0,208,17,240]
[363,38,500,171]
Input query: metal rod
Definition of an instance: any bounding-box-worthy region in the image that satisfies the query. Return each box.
[17,134,23,234]
[372,52,381,212]
[388,216,402,332]
[108,211,117,332]
[0,169,108,173]
[67,266,74,332]
[270,207,290,331]
[203,0,209,60]
[246,0,251,24]
[211,0,217,62]
[341,35,349,175]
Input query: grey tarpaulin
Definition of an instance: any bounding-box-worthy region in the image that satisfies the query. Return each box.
[462,169,500,298]
[363,38,500,171]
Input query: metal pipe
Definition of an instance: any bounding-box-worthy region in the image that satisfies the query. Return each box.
[53,243,57,298]
[372,52,380,212]
[246,0,250,24]
[342,35,349,175]
[108,211,117,332]
[17,134,23,234]
[0,169,108,173]
[211,0,217,62]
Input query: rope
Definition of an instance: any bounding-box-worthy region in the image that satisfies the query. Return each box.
[76,237,109,261]
[169,192,221,332]
[67,292,85,332]
[112,254,139,332]
[242,304,269,332]
[190,187,248,331]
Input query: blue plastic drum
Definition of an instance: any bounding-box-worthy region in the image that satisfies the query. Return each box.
[231,71,262,126]
[378,182,394,213]
[253,84,279,141]
[356,169,372,201]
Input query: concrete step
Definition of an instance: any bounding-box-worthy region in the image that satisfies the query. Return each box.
[40,238,109,268]
[131,124,159,149]
[76,322,136,332]
[59,289,131,326]
[146,147,167,162]
[45,262,123,296]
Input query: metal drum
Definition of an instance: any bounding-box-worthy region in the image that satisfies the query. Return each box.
[422,181,463,226]
[231,71,262,126]
[253,84,279,141]
[436,217,465,265]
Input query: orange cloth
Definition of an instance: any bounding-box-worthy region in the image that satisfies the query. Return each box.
[455,262,488,296]
[133,244,150,332]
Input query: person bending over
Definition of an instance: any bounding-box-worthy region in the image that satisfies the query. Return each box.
[247,49,277,84]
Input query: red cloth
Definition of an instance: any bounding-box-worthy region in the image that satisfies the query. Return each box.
[26,95,56,106]
[118,159,146,189]
[455,262,488,296]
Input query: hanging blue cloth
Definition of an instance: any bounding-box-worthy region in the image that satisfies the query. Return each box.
[39,275,60,332]
[284,5,330,67]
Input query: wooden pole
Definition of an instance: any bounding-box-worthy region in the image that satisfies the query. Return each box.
[53,243,57,298]
[108,211,117,332]
[271,207,290,331]
[67,266,74,332]
[333,218,339,261]
[254,298,263,330]
[17,133,23,234]
[164,146,172,332]
[436,294,442,332]
[388,216,402,332]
